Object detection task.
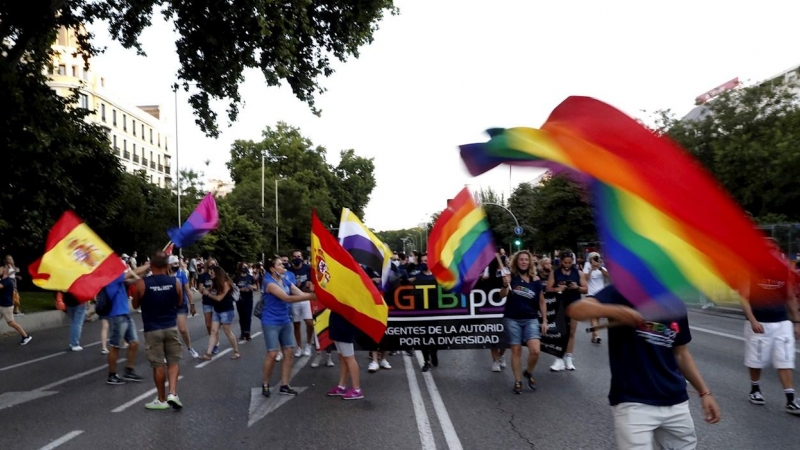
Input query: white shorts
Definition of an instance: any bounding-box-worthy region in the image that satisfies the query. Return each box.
[744,320,796,370]
[612,401,697,450]
[291,301,312,322]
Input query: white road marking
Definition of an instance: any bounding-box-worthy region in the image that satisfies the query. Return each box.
[0,340,102,373]
[239,331,263,344]
[38,430,84,450]
[403,353,437,450]
[195,348,233,368]
[247,386,308,427]
[414,351,463,450]
[38,360,125,391]
[690,326,800,354]
[111,375,185,412]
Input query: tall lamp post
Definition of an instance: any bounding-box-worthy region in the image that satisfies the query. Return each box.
[417,222,428,252]
[275,177,286,255]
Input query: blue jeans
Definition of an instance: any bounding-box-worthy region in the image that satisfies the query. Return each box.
[263,323,296,352]
[212,309,235,324]
[66,303,87,347]
[504,318,541,346]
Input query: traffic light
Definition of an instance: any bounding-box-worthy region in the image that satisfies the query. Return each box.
[514,239,521,247]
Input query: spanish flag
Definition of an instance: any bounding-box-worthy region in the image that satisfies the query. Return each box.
[310,211,388,344]
[28,211,127,302]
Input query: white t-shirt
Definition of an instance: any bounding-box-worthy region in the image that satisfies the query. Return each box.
[583,265,607,296]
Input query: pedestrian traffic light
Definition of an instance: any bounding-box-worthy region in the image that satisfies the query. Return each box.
[514,239,521,247]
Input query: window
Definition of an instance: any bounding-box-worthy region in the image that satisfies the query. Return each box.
[133,143,136,154]
[100,77,105,88]
[113,135,117,148]
[158,155,161,165]
[58,65,66,75]
[132,120,136,136]
[79,93,89,109]
[158,133,161,148]
[149,174,153,183]
[101,104,106,122]
[71,66,78,77]
[149,129,153,144]
[113,110,117,126]
[123,114,127,132]
[165,137,168,151]
[141,124,144,137]
[123,139,127,151]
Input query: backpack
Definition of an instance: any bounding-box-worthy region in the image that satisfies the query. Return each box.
[95,287,112,316]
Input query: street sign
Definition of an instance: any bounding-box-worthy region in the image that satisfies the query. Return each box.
[514,226,523,236]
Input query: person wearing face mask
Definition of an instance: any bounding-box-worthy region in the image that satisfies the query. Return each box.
[235,262,258,341]
[410,254,438,372]
[546,249,588,372]
[288,250,315,358]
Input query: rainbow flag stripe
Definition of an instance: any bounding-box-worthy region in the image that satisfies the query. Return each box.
[459,96,793,317]
[428,187,496,293]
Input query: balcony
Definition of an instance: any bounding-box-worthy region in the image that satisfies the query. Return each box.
[133,154,139,163]
[150,161,155,169]
[158,164,164,172]
[142,157,148,166]
[123,150,130,159]
[165,165,171,174]
[113,147,120,156]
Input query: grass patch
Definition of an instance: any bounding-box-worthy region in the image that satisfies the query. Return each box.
[18,291,58,313]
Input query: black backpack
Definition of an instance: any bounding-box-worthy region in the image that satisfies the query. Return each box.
[95,287,112,316]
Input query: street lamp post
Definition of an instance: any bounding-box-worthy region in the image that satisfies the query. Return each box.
[173,88,181,249]
[261,153,265,263]
[417,222,428,252]
[275,178,286,255]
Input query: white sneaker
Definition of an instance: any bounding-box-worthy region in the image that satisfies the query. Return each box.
[499,356,506,368]
[189,348,199,359]
[293,347,303,358]
[564,355,576,371]
[70,345,84,352]
[276,351,284,362]
[368,361,379,372]
[311,353,322,368]
[325,354,335,367]
[303,344,312,356]
[491,361,501,372]
[550,358,566,372]
[379,359,392,370]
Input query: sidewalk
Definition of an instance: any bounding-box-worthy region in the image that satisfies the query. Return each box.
[0,310,70,336]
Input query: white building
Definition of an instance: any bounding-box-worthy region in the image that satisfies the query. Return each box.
[47,27,173,188]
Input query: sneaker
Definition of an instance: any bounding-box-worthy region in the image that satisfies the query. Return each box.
[107,373,126,385]
[167,393,183,409]
[262,383,271,398]
[145,398,170,410]
[122,369,143,382]
[14,311,24,316]
[491,361,501,372]
[189,348,199,359]
[279,385,298,396]
[101,348,110,355]
[786,401,800,415]
[379,359,392,370]
[749,391,766,405]
[294,347,303,358]
[564,355,576,371]
[422,362,431,372]
[327,385,347,396]
[303,344,313,356]
[343,388,364,400]
[368,361,379,373]
[499,356,506,368]
[311,353,322,368]
[276,351,283,362]
[550,358,566,372]
[70,345,84,352]
[523,370,536,390]
[325,355,335,367]
[20,335,32,346]
[512,382,522,394]
[212,345,220,355]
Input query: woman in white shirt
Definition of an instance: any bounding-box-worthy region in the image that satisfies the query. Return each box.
[582,252,609,344]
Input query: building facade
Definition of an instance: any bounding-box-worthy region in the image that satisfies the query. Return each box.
[47,27,173,188]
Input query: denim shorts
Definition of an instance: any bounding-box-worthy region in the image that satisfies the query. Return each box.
[212,309,235,324]
[504,318,541,345]
[109,315,138,347]
[263,323,296,352]
[203,304,214,314]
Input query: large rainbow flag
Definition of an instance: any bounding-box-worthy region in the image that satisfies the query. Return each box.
[459,96,794,319]
[428,187,496,293]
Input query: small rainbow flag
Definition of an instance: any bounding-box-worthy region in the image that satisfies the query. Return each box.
[428,187,496,293]
[459,96,795,318]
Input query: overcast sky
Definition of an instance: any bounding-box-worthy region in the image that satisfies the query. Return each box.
[90,0,800,231]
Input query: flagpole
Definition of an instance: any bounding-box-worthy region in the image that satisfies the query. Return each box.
[174,86,182,258]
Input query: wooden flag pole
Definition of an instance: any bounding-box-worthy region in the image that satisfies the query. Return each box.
[162,241,173,252]
[585,321,620,333]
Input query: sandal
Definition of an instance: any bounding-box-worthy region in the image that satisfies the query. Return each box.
[198,354,212,361]
[591,337,602,344]
[231,352,241,360]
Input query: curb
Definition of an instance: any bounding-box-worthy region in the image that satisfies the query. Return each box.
[0,310,70,336]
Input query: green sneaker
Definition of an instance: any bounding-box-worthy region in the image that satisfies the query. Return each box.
[167,393,183,410]
[145,398,170,410]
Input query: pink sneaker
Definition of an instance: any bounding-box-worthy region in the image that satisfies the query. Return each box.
[327,385,347,396]
[343,388,364,400]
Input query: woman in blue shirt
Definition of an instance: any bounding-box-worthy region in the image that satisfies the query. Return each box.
[261,257,315,397]
[500,250,547,394]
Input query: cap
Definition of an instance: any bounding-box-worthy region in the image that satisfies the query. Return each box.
[121,253,129,259]
[168,255,180,266]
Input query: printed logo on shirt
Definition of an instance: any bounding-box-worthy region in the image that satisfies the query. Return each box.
[511,284,537,299]
[636,321,680,348]
[757,279,785,290]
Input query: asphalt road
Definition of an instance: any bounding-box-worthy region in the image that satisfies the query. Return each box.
[1,303,799,450]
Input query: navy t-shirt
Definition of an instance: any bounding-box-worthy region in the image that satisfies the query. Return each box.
[141,274,180,332]
[329,311,357,343]
[503,275,543,320]
[553,266,582,308]
[0,278,14,307]
[213,282,236,313]
[750,278,789,323]
[199,273,213,306]
[289,264,311,290]
[592,285,691,407]
[235,274,256,302]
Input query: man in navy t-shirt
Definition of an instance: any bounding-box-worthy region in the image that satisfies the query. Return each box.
[568,284,720,449]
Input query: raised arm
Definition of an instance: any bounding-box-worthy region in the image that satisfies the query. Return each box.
[267,282,312,303]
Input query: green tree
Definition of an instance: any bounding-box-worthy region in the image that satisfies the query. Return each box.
[654,79,800,221]
[1,0,397,137]
[476,187,513,252]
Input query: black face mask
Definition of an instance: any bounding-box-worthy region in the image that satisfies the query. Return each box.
[292,258,302,266]
[283,263,291,270]
[417,263,428,272]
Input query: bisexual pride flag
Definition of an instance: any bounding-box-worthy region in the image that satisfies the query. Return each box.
[168,192,219,248]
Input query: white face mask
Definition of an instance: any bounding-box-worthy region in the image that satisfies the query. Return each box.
[391,260,399,267]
